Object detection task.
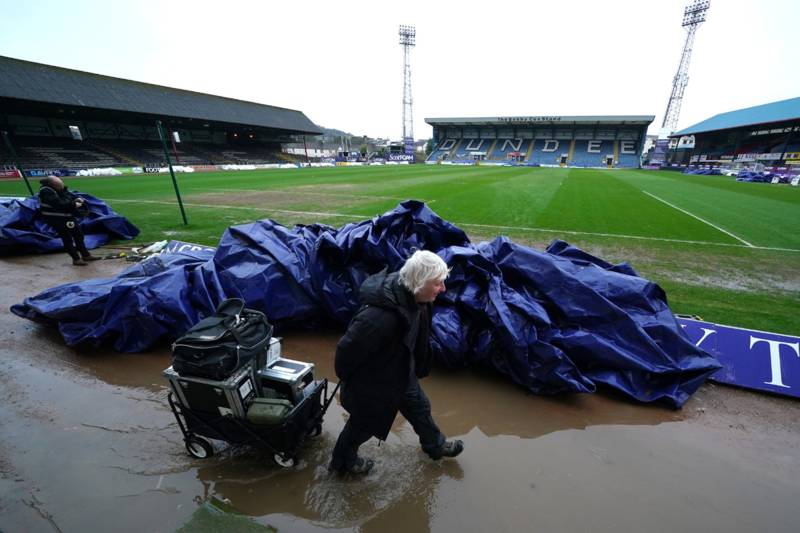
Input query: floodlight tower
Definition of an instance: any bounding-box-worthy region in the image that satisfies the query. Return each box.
[660,0,709,137]
[399,25,416,155]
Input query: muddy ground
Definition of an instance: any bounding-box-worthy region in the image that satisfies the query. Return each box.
[1,251,798,532]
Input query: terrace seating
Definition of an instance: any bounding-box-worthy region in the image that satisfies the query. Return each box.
[616,152,641,168]
[87,140,162,166]
[426,139,458,161]
[490,139,531,160]
[452,138,489,159]
[0,137,122,169]
[566,141,606,167]
[528,139,570,165]
[0,135,288,169]
[218,145,281,164]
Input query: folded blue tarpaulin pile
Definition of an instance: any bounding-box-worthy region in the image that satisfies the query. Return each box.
[11,201,720,407]
[0,192,139,255]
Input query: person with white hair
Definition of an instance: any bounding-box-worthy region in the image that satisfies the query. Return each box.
[330,250,464,475]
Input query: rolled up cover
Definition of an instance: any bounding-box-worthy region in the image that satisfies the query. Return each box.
[11,201,720,407]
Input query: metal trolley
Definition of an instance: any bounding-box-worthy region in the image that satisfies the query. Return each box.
[167,378,338,468]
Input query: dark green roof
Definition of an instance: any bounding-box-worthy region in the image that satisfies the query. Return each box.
[0,55,321,135]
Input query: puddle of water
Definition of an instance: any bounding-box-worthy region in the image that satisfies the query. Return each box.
[2,253,799,532]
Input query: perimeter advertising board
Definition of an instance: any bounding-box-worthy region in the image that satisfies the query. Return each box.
[677,317,800,399]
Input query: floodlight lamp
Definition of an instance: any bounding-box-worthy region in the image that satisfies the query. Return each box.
[399,24,416,46]
[682,0,709,26]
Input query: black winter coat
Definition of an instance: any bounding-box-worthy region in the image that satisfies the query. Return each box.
[334,269,433,440]
[38,186,83,230]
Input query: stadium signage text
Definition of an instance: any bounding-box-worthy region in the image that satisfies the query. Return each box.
[498,117,563,123]
[28,169,63,177]
[437,139,637,155]
[163,240,216,255]
[677,317,800,399]
[144,167,161,173]
[387,154,415,162]
[191,165,218,172]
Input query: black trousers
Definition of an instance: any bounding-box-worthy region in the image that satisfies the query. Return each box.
[54,223,89,261]
[331,377,446,470]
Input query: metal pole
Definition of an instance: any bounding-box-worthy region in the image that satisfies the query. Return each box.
[303,135,310,165]
[1,130,34,196]
[156,120,188,225]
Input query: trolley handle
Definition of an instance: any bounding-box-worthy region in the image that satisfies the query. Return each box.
[322,379,340,414]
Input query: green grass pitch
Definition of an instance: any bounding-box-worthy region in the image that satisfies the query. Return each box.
[2,165,798,335]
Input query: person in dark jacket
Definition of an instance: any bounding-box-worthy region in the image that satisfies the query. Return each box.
[330,250,464,475]
[38,176,96,266]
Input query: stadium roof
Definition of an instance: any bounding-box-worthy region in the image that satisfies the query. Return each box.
[425,115,655,127]
[0,55,322,135]
[673,96,800,136]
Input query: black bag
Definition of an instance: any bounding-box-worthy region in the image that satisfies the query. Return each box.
[172,298,272,381]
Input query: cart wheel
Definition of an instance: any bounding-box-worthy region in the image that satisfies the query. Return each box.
[308,423,323,437]
[273,453,296,468]
[185,437,214,459]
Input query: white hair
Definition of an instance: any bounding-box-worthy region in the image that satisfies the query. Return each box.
[398,250,449,294]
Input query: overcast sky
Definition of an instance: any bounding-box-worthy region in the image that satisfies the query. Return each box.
[1,0,798,139]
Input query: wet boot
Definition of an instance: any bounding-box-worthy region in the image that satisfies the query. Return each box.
[82,253,100,261]
[330,457,375,475]
[430,440,464,460]
[72,258,88,266]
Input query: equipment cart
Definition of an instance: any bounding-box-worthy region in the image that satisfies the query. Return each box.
[165,360,338,468]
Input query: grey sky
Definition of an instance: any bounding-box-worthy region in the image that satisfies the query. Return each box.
[1,0,797,139]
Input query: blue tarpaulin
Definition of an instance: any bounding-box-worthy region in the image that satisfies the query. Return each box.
[11,201,720,407]
[0,192,139,255]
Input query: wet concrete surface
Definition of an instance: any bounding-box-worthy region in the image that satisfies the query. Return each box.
[1,252,799,532]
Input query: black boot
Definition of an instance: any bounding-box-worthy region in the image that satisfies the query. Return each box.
[430,440,464,460]
[330,456,375,475]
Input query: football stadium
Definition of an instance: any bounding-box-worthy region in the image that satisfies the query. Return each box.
[2,54,797,334]
[1,2,800,531]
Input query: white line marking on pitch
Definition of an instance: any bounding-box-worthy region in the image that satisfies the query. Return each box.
[104,198,800,253]
[642,191,754,247]
[454,222,798,252]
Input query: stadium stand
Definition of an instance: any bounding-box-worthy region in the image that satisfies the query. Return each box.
[616,149,641,168]
[528,139,563,166]
[427,141,451,161]
[570,140,611,167]
[425,116,653,168]
[450,138,489,161]
[0,55,321,173]
[219,145,283,165]
[490,139,532,161]
[667,96,800,171]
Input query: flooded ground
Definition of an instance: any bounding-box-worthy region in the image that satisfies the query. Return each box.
[1,252,798,532]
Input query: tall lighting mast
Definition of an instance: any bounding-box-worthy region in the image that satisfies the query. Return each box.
[399,25,416,156]
[660,0,710,137]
